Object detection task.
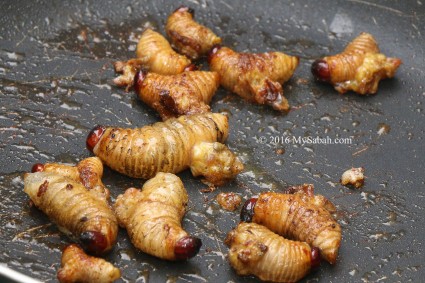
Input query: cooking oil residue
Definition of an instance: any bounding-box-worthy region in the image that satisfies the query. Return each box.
[136,269,150,283]
[119,248,136,261]
[167,273,207,283]
[368,230,405,242]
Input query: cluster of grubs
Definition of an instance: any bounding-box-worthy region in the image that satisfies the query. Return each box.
[23,5,401,283]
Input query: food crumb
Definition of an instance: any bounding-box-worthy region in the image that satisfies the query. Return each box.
[200,185,216,193]
[341,167,365,188]
[296,78,309,85]
[216,192,242,211]
[275,148,285,155]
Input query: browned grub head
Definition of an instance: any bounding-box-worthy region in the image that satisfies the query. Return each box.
[174,236,202,260]
[86,125,106,153]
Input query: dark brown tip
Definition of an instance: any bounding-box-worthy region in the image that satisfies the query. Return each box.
[207,44,222,64]
[175,6,194,15]
[240,198,258,222]
[86,125,106,153]
[183,64,198,72]
[31,163,45,173]
[134,69,148,94]
[79,231,108,255]
[159,90,179,115]
[310,247,321,270]
[312,59,331,82]
[263,79,281,105]
[174,236,202,260]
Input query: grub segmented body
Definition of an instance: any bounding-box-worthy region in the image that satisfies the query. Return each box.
[134,70,219,120]
[243,191,341,264]
[88,113,229,180]
[312,32,402,94]
[225,222,319,283]
[57,244,121,283]
[24,172,118,254]
[208,46,299,111]
[113,28,193,88]
[114,173,201,260]
[166,6,221,59]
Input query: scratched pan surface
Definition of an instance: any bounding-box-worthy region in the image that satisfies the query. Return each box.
[0,0,424,282]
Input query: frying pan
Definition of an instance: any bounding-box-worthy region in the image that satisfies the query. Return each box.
[1,0,424,282]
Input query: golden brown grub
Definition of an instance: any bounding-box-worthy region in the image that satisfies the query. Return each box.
[113,28,193,90]
[87,113,241,185]
[30,157,110,202]
[225,223,319,283]
[24,172,118,254]
[166,6,221,59]
[114,173,202,260]
[208,46,299,111]
[312,32,402,94]
[57,244,121,283]
[133,70,219,120]
[245,191,341,264]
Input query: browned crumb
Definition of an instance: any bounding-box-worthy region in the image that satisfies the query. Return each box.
[341,167,365,188]
[216,192,242,211]
[296,78,309,85]
[275,148,285,155]
[200,185,216,193]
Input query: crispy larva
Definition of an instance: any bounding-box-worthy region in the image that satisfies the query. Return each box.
[166,6,221,59]
[133,70,219,120]
[225,222,320,283]
[114,173,201,260]
[24,172,118,254]
[208,45,299,111]
[312,32,402,94]
[241,188,341,264]
[57,244,120,283]
[86,113,243,185]
[114,28,194,89]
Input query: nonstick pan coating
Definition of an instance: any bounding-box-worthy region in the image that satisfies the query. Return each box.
[0,0,424,282]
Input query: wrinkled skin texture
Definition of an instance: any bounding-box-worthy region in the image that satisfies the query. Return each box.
[312,32,402,94]
[114,28,192,89]
[89,113,243,185]
[24,173,118,254]
[57,244,120,283]
[250,190,341,264]
[225,223,315,283]
[166,6,221,59]
[283,183,337,213]
[208,46,299,111]
[31,157,110,202]
[114,173,202,260]
[190,141,243,186]
[134,70,219,120]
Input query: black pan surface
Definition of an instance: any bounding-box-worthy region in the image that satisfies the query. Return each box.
[1,0,424,282]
